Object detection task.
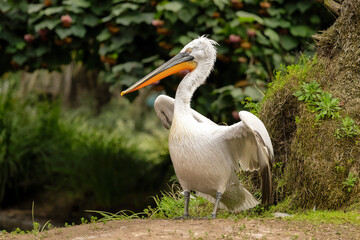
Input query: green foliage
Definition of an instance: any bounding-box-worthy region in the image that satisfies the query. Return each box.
[342,172,358,193]
[0,73,62,204]
[313,92,340,120]
[291,210,360,226]
[293,79,360,138]
[293,81,321,102]
[0,0,333,121]
[335,116,360,139]
[11,228,26,234]
[242,97,261,115]
[294,81,340,120]
[144,184,215,219]
[0,73,170,208]
[260,54,360,210]
[264,55,315,103]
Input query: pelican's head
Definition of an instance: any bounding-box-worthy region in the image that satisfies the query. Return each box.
[121,36,218,96]
[180,36,218,67]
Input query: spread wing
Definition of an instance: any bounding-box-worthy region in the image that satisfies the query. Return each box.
[154,95,217,129]
[214,111,274,204]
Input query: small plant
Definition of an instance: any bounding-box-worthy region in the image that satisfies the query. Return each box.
[293,81,322,103]
[293,81,341,120]
[335,116,360,139]
[242,97,261,116]
[342,172,358,193]
[293,80,360,138]
[313,92,340,120]
[90,216,98,223]
[64,222,75,227]
[80,217,88,225]
[11,228,25,234]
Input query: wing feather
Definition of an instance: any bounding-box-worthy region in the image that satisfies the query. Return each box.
[214,111,273,204]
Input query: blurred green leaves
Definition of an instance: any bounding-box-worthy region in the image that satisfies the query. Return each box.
[0,73,170,208]
[237,11,264,24]
[0,0,333,122]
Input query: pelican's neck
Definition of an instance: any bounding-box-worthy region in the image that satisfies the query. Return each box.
[174,63,212,117]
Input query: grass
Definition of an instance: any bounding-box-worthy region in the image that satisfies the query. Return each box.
[171,186,359,225]
[118,185,360,227]
[85,209,143,221]
[291,210,360,226]
[143,183,229,219]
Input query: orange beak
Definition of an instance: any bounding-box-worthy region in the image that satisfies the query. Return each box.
[121,52,197,96]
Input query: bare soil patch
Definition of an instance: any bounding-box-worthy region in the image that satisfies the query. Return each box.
[1,218,360,240]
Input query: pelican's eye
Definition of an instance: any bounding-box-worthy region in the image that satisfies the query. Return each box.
[185,48,192,54]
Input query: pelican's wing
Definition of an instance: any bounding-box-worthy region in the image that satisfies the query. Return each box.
[154,95,216,129]
[214,111,274,204]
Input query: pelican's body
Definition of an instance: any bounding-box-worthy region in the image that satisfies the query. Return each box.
[122,36,273,217]
[169,112,258,211]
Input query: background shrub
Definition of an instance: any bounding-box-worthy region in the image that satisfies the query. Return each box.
[0,73,171,211]
[0,0,334,121]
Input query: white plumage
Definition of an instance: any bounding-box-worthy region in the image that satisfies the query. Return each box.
[122,36,273,218]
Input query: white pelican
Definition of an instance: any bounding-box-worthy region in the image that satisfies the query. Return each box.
[121,36,273,218]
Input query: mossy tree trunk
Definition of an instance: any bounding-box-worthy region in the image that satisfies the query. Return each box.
[259,0,360,210]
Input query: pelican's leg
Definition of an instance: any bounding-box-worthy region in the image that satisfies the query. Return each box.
[211,192,222,218]
[183,190,190,218]
[175,190,190,219]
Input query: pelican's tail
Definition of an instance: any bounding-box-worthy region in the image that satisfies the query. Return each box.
[197,185,259,212]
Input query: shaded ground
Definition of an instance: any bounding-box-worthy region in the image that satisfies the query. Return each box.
[2,218,360,240]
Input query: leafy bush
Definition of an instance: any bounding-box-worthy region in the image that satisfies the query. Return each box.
[0,0,333,121]
[0,73,63,205]
[0,73,170,209]
[54,116,170,208]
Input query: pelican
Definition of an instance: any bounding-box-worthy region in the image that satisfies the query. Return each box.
[121,36,273,218]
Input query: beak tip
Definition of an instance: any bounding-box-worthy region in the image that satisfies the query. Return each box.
[121,91,125,96]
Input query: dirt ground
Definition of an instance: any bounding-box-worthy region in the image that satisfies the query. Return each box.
[1,218,360,240]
